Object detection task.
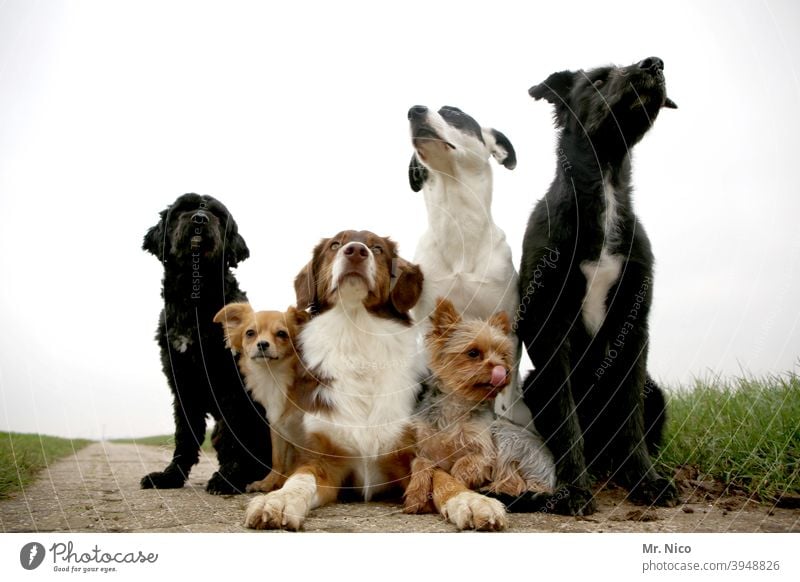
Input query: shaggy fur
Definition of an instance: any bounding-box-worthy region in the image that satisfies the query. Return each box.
[516,58,679,515]
[140,193,271,494]
[213,303,310,493]
[404,299,555,529]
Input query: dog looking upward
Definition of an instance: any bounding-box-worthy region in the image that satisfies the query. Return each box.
[140,193,271,494]
[517,58,679,515]
[213,303,310,493]
[408,105,530,425]
[404,298,555,530]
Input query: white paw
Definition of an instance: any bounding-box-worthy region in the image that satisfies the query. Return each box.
[442,491,507,531]
[244,489,310,531]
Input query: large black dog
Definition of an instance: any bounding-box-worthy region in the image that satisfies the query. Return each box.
[141,193,271,494]
[516,57,679,515]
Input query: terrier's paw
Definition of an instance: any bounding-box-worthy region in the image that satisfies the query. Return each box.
[244,489,310,531]
[451,457,492,490]
[245,471,282,493]
[442,491,507,531]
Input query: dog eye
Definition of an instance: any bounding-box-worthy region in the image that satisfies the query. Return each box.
[371,245,382,255]
[245,329,256,338]
[276,330,289,339]
[330,242,341,251]
[467,348,481,359]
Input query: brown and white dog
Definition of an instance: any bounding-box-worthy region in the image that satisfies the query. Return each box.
[213,303,310,493]
[244,230,427,530]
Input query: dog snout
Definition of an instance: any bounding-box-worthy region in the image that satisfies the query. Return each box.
[257,340,270,351]
[408,105,429,120]
[191,210,209,224]
[638,57,664,72]
[343,242,369,263]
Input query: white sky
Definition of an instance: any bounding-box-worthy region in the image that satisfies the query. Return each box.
[1,0,798,440]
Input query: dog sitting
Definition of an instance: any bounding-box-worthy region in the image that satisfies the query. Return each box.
[516,58,679,515]
[140,193,271,494]
[213,303,309,493]
[407,105,530,425]
[404,298,555,530]
[244,230,502,531]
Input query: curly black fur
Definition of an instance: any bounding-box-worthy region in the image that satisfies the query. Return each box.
[140,193,271,494]
[517,58,679,515]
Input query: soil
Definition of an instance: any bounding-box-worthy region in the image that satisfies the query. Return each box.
[1,443,797,533]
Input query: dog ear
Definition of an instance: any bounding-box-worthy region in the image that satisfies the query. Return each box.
[488,310,511,335]
[294,261,316,311]
[287,305,311,327]
[391,258,424,314]
[529,70,575,126]
[482,128,517,170]
[225,223,250,268]
[295,239,327,312]
[408,153,429,192]
[142,210,167,257]
[213,302,253,352]
[430,297,461,332]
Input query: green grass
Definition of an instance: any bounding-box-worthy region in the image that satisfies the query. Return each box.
[656,372,800,502]
[111,430,214,452]
[0,432,92,499]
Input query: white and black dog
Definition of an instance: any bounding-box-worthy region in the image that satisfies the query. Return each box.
[408,105,530,425]
[516,58,679,514]
[141,193,271,494]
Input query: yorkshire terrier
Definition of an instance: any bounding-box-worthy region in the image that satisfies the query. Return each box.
[213,303,309,493]
[404,298,556,523]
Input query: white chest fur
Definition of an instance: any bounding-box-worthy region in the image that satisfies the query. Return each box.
[580,251,622,335]
[244,363,291,425]
[580,179,623,335]
[299,305,420,499]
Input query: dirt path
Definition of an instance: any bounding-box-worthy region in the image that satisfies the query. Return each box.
[1,443,797,533]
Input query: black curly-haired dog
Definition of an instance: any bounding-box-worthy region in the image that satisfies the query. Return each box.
[140,193,271,494]
[516,57,679,515]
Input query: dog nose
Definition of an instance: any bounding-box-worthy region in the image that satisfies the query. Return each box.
[638,57,664,72]
[343,242,369,262]
[408,105,428,120]
[257,341,270,351]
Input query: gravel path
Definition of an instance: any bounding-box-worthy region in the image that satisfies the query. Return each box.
[1,443,797,533]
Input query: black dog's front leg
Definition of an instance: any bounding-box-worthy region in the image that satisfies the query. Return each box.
[523,347,596,516]
[140,398,206,489]
[206,395,271,495]
[600,274,678,507]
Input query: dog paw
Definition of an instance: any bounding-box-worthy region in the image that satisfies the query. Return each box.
[206,471,244,495]
[245,472,282,493]
[403,485,434,514]
[442,491,507,531]
[630,477,680,507]
[450,458,492,490]
[244,490,310,531]
[549,484,597,516]
[140,470,186,489]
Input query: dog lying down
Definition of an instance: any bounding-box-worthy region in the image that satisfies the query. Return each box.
[404,298,555,530]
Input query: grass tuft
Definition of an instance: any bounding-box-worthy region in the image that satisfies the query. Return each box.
[656,372,800,501]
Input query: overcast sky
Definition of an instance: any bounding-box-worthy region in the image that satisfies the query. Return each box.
[1,1,798,440]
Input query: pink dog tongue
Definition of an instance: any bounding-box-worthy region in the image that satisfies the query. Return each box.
[490,365,507,387]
